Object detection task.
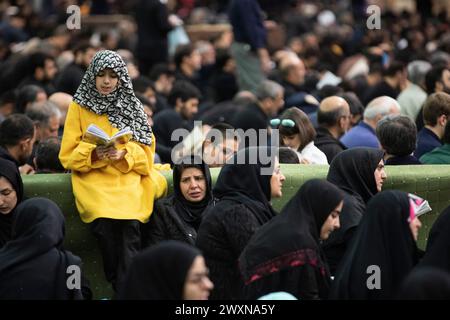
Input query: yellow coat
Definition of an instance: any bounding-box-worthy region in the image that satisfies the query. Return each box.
[59,102,168,223]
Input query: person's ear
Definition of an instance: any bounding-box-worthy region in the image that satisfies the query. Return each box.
[338,116,346,130]
[175,98,183,110]
[438,114,447,127]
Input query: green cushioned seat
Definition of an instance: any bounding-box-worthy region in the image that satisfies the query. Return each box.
[22,164,450,299]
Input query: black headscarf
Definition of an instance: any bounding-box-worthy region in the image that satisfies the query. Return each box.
[0,158,24,247]
[418,205,450,273]
[116,241,201,300]
[329,190,420,300]
[327,147,384,203]
[212,147,277,223]
[172,156,213,230]
[0,198,83,299]
[239,180,345,288]
[322,148,384,274]
[397,267,450,300]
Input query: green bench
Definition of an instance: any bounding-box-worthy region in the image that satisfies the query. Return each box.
[22,164,450,299]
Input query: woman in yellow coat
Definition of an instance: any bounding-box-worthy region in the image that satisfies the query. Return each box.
[59,50,167,291]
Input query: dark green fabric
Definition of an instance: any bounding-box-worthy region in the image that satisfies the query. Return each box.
[22,165,450,299]
[420,144,450,164]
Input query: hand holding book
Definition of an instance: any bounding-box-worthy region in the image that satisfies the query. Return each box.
[93,145,127,162]
[83,124,133,149]
[84,124,131,162]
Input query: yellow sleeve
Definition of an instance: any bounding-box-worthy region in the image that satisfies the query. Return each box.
[154,163,172,171]
[111,141,150,175]
[59,103,109,173]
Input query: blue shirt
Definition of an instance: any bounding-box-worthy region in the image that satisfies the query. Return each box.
[340,121,380,149]
[414,127,442,159]
[228,0,266,50]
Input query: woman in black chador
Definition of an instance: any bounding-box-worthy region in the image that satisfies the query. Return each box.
[196,147,285,300]
[329,190,423,300]
[145,156,213,246]
[0,198,90,299]
[239,179,345,300]
[417,205,450,273]
[0,158,24,248]
[322,147,385,275]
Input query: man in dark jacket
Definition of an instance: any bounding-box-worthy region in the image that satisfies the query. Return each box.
[152,81,201,164]
[314,96,350,163]
[230,80,284,147]
[134,0,174,76]
[55,43,97,95]
[0,114,36,174]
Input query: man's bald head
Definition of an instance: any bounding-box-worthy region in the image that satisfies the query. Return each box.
[49,92,73,126]
[317,96,351,135]
[319,96,350,113]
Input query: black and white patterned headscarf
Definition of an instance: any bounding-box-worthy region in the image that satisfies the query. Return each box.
[73,50,152,145]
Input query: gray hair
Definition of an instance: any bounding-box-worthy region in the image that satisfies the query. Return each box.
[26,101,61,127]
[407,60,432,86]
[364,96,400,120]
[255,80,284,101]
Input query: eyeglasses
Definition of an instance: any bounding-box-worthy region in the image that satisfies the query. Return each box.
[270,118,295,128]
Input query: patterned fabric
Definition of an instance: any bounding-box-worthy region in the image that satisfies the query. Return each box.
[242,248,326,285]
[73,50,152,145]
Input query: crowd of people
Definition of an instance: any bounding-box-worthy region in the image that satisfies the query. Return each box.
[1,0,450,300]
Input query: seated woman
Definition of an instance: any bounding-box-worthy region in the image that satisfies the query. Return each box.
[272,107,328,164]
[196,147,286,300]
[397,267,450,300]
[417,205,450,273]
[239,179,345,300]
[0,158,24,248]
[116,241,214,300]
[145,156,213,246]
[0,197,90,299]
[329,190,425,300]
[322,147,386,275]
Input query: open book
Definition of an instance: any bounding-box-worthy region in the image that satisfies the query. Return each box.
[83,124,132,148]
[408,193,432,217]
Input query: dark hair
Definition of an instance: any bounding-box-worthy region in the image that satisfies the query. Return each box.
[28,52,54,73]
[149,63,174,81]
[382,61,405,77]
[35,137,65,173]
[168,80,202,106]
[205,122,238,144]
[214,49,232,71]
[72,41,95,55]
[15,85,46,114]
[423,93,450,126]
[278,107,316,151]
[0,90,16,107]
[376,115,417,156]
[132,76,154,94]
[0,114,35,147]
[425,66,448,95]
[174,44,196,69]
[317,85,344,101]
[278,147,300,164]
[340,92,364,117]
[135,93,153,110]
